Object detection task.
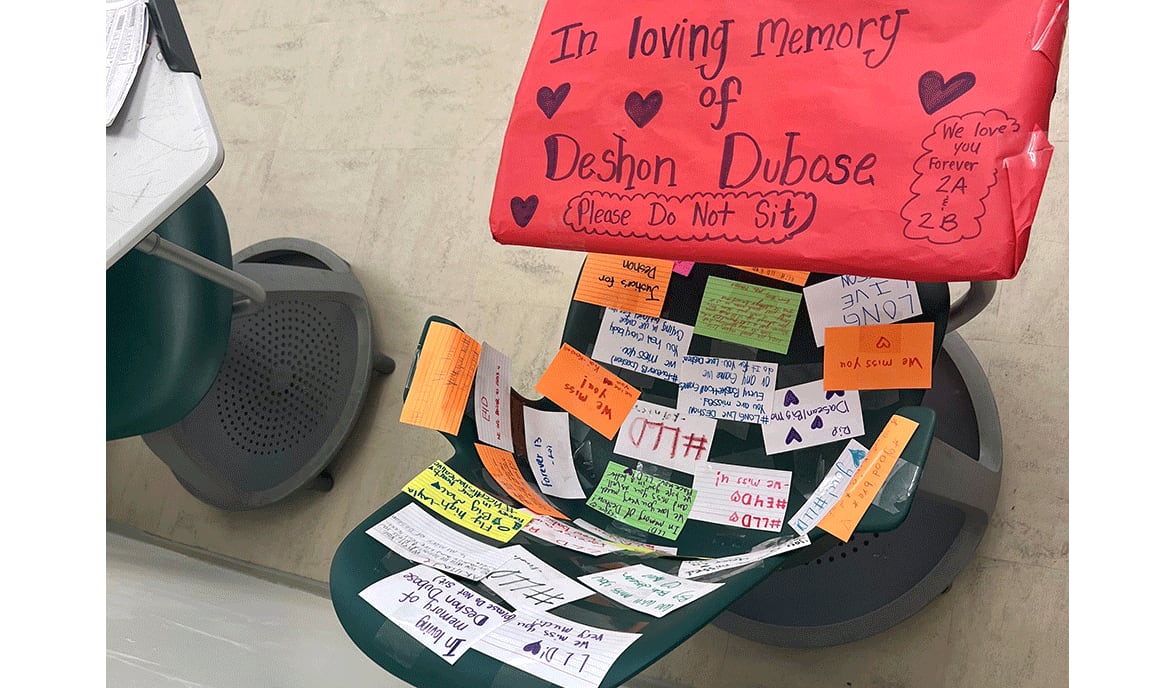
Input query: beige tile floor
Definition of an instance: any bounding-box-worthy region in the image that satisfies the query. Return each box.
[107,2,1069,686]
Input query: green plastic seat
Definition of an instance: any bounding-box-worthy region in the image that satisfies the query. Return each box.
[106,186,234,440]
[330,262,950,687]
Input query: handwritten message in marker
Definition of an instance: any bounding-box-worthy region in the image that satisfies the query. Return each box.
[522,407,585,499]
[730,265,810,287]
[819,415,919,541]
[689,462,792,532]
[677,355,776,424]
[473,607,641,688]
[694,277,802,354]
[762,379,865,454]
[400,323,480,435]
[788,440,869,535]
[475,443,569,520]
[359,565,515,664]
[536,343,640,439]
[613,400,717,475]
[591,308,694,383]
[578,564,722,618]
[365,503,513,581]
[474,343,514,451]
[572,253,674,318]
[823,322,935,390]
[586,461,696,540]
[402,461,532,543]
[483,545,594,611]
[804,276,922,347]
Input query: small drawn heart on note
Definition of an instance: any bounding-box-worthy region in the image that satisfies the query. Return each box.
[782,390,800,407]
[511,195,539,228]
[826,390,845,400]
[875,336,892,349]
[524,641,542,655]
[918,71,976,115]
[786,427,803,444]
[625,90,662,128]
[811,416,824,430]
[850,448,868,466]
[536,83,571,119]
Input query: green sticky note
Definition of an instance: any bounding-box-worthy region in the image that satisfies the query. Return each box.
[586,462,696,541]
[694,277,802,354]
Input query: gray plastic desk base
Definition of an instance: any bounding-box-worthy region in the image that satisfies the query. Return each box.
[713,332,1001,647]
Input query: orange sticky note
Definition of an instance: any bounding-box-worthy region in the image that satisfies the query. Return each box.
[400,322,481,434]
[534,344,640,440]
[730,265,810,287]
[475,443,569,520]
[823,322,934,391]
[572,254,674,317]
[818,415,919,542]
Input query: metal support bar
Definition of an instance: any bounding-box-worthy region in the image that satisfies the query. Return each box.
[136,231,267,315]
[946,281,997,333]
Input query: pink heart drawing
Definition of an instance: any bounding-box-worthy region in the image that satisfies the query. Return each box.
[918,71,976,115]
[625,90,662,128]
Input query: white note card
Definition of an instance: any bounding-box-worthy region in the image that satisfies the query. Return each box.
[577,564,722,618]
[591,308,694,383]
[677,534,811,579]
[677,356,777,424]
[804,276,922,347]
[359,565,515,664]
[474,343,514,452]
[689,462,792,532]
[523,407,586,499]
[522,514,625,557]
[762,379,865,454]
[788,440,869,535]
[573,519,678,556]
[482,546,594,611]
[474,607,640,688]
[365,503,512,581]
[612,400,717,475]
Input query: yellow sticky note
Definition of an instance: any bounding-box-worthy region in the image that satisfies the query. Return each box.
[572,254,674,317]
[400,322,481,434]
[534,344,640,439]
[730,265,810,286]
[402,460,532,542]
[817,415,919,541]
[475,443,569,520]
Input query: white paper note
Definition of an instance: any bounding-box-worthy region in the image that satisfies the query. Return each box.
[689,462,792,532]
[762,380,865,454]
[474,343,514,452]
[482,546,594,611]
[523,407,586,499]
[365,503,512,581]
[787,440,869,535]
[677,356,777,424]
[591,309,694,383]
[572,519,678,556]
[677,534,811,579]
[473,608,640,688]
[577,564,722,618]
[521,514,625,556]
[358,565,515,664]
[106,0,149,126]
[612,401,717,475]
[804,276,922,347]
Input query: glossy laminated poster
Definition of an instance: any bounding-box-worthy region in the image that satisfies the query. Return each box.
[490,0,1068,282]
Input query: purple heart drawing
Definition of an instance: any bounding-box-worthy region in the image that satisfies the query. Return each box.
[625,90,662,128]
[918,71,976,115]
[523,641,542,655]
[510,195,538,228]
[782,390,800,407]
[811,416,824,430]
[785,427,803,444]
[825,391,845,400]
[536,82,571,119]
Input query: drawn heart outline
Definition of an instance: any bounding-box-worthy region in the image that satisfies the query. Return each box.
[625,90,663,128]
[918,71,976,115]
[536,83,571,119]
[511,195,539,228]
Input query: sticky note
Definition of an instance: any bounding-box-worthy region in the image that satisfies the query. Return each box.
[591,308,694,383]
[475,443,569,519]
[672,260,695,276]
[474,343,514,451]
[788,440,868,535]
[689,462,792,531]
[677,355,776,424]
[572,253,674,317]
[804,276,922,347]
[818,415,919,541]
[694,277,802,354]
[365,503,513,581]
[613,400,717,475]
[400,322,481,435]
[483,545,594,611]
[402,461,533,542]
[585,461,696,540]
[578,564,722,618]
[535,343,640,439]
[730,265,810,286]
[522,407,585,500]
[762,379,865,454]
[823,322,935,390]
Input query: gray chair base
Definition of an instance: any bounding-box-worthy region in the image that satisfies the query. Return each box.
[713,331,1002,647]
[144,239,394,511]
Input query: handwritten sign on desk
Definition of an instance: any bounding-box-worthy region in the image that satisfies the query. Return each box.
[818,415,919,541]
[572,253,674,318]
[823,322,934,390]
[586,461,696,540]
[400,322,480,435]
[694,277,802,354]
[677,355,776,424]
[402,461,532,542]
[535,344,640,439]
[591,308,694,383]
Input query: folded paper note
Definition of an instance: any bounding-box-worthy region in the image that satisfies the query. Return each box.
[400,322,480,435]
[804,276,922,347]
[490,0,1067,282]
[402,461,532,542]
[823,322,934,390]
[536,343,640,439]
[476,443,569,519]
[571,253,673,317]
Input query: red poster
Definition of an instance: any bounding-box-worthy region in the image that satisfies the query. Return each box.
[490,1,1067,282]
